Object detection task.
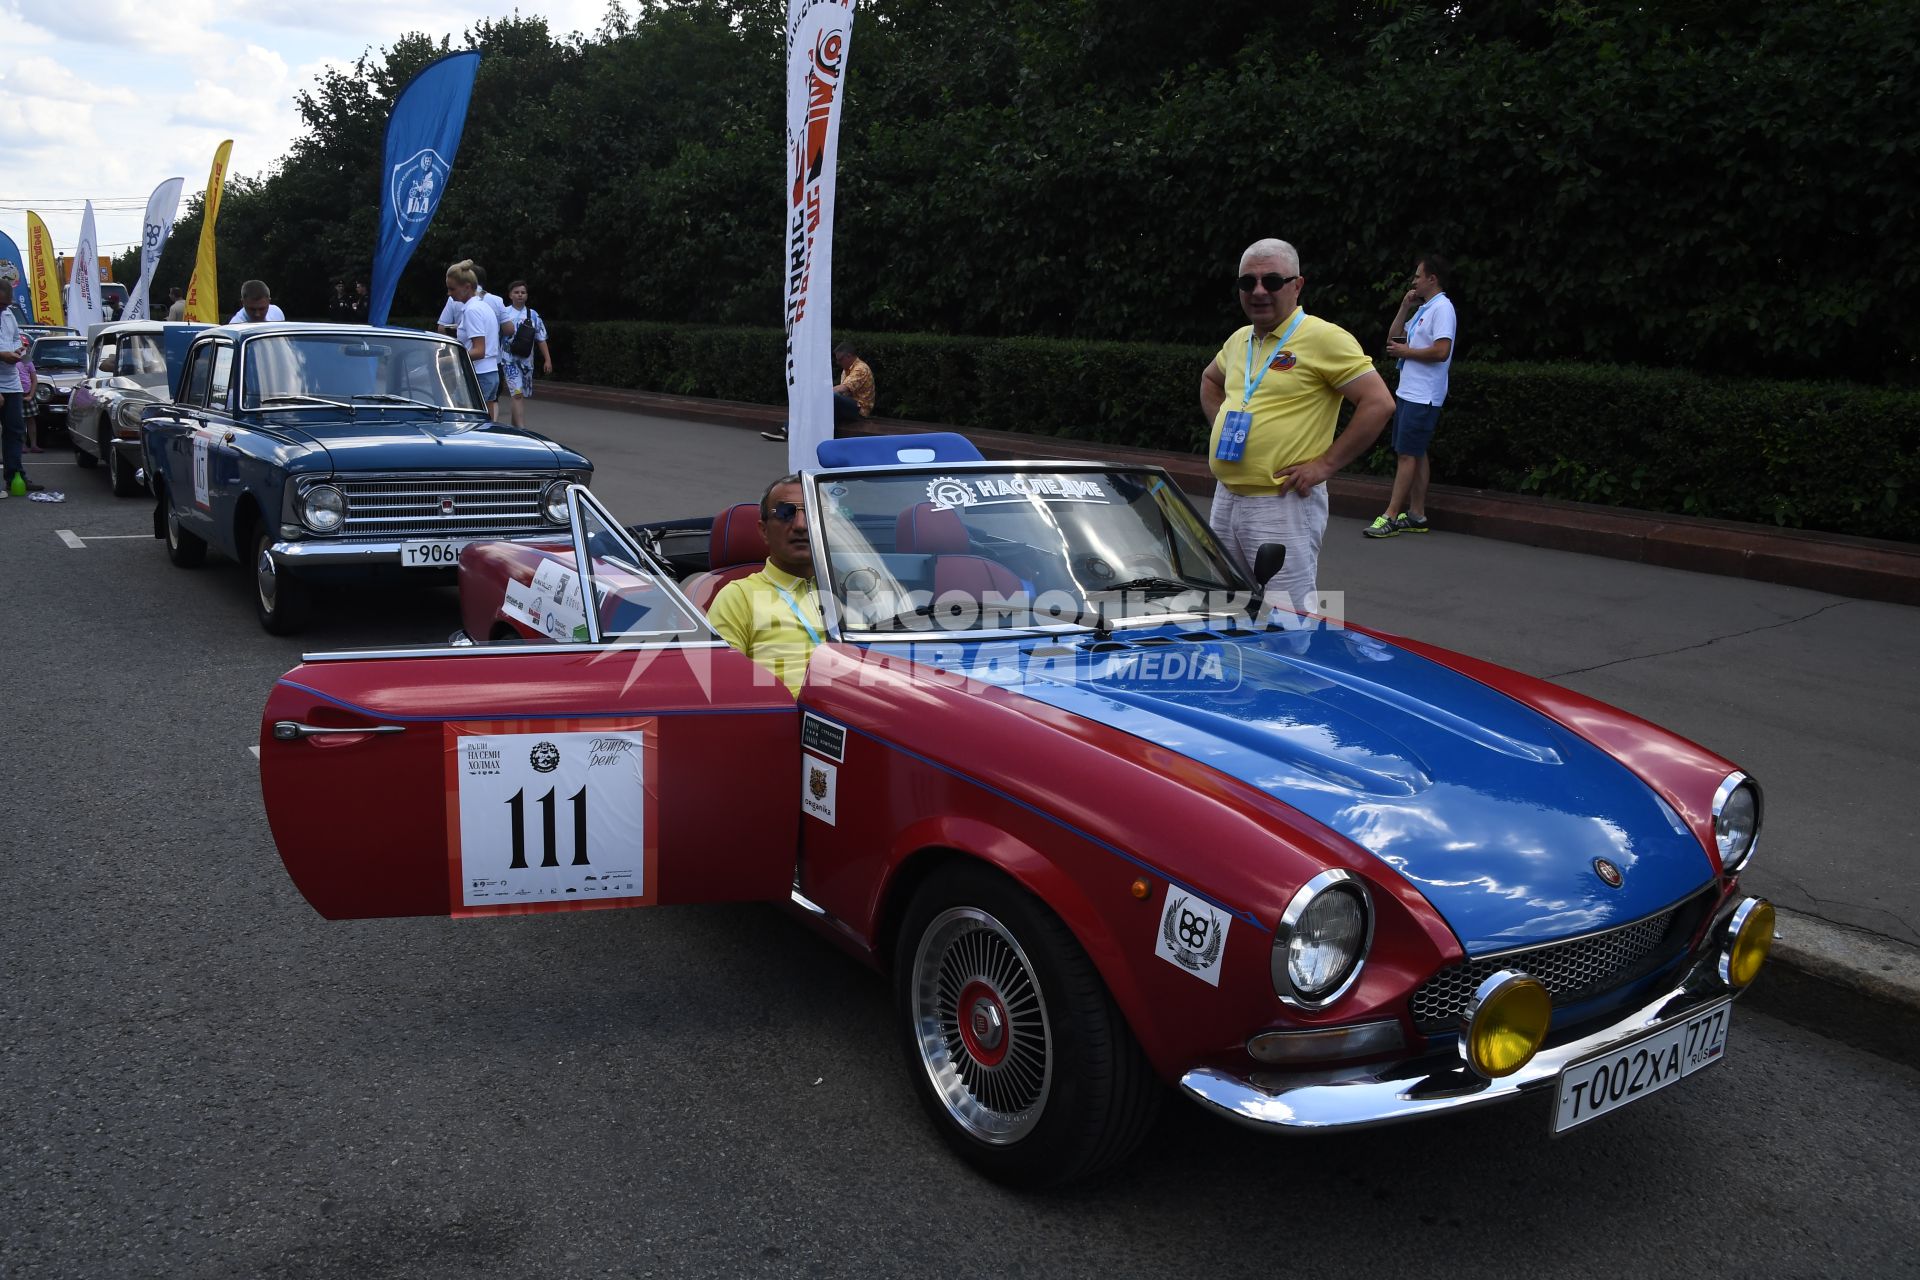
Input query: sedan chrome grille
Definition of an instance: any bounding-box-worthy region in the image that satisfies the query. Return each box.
[1410,892,1710,1034]
[333,476,555,539]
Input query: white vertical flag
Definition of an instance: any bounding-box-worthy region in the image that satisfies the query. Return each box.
[67,201,103,333]
[124,177,185,322]
[783,0,856,472]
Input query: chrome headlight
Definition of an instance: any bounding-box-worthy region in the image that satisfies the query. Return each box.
[1272,870,1371,1007]
[34,383,50,402]
[1712,773,1761,872]
[114,400,146,437]
[542,478,571,524]
[299,484,346,534]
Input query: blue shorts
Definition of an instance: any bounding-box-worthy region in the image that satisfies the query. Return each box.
[1391,398,1442,457]
[475,369,501,404]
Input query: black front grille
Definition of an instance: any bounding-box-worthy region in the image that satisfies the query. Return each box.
[335,476,555,539]
[1411,891,1712,1034]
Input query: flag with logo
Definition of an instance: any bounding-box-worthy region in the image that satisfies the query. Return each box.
[0,229,26,320]
[124,177,186,321]
[370,50,481,327]
[26,213,64,326]
[67,201,103,333]
[184,140,232,324]
[782,0,856,472]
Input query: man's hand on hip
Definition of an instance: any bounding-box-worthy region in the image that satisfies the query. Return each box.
[1274,456,1336,495]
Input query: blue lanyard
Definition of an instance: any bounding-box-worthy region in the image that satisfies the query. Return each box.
[771,581,821,645]
[1241,310,1306,408]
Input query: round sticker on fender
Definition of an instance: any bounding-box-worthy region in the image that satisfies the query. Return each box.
[451,727,650,910]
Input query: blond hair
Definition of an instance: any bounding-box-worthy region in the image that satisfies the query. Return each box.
[445,259,478,288]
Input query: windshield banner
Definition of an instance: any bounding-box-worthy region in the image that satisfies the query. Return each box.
[123,177,185,322]
[25,213,63,326]
[783,0,856,472]
[66,202,102,334]
[370,50,481,328]
[183,140,232,324]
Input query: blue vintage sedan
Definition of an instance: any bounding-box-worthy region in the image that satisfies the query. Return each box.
[142,323,592,633]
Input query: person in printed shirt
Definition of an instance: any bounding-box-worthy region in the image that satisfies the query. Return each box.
[1367,253,1459,538]
[831,344,875,423]
[1198,237,1393,615]
[500,280,553,429]
[707,474,821,697]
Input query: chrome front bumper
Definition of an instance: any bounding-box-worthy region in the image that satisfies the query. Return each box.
[268,531,561,568]
[1180,962,1739,1133]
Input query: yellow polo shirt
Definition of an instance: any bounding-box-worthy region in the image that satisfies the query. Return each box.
[1208,308,1376,496]
[708,562,823,696]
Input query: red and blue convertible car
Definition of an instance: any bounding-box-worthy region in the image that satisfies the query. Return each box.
[258,435,1772,1186]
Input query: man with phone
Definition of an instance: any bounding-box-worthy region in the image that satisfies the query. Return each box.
[1199,238,1393,616]
[1368,253,1458,538]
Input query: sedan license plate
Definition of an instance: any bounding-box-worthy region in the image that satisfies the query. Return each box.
[402,540,466,568]
[1552,1000,1730,1133]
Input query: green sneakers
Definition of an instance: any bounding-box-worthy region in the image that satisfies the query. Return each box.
[1365,513,1431,538]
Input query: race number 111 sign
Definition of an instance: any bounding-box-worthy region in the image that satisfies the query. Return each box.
[444,720,655,917]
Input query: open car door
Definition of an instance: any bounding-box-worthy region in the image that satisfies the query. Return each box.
[259,487,798,920]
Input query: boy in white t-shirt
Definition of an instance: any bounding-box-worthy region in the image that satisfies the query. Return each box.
[1367,253,1458,538]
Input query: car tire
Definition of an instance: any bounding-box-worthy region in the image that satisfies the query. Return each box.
[162,492,207,569]
[894,862,1162,1187]
[74,435,99,469]
[109,447,141,498]
[253,528,311,635]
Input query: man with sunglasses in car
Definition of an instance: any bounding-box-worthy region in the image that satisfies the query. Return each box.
[708,474,822,696]
[1199,238,1393,617]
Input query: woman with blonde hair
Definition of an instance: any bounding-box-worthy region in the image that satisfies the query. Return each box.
[445,260,501,415]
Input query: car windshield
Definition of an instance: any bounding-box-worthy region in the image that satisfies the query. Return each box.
[815,466,1249,636]
[110,334,170,387]
[32,339,84,369]
[240,332,482,411]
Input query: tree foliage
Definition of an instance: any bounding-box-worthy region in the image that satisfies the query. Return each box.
[158,0,1920,382]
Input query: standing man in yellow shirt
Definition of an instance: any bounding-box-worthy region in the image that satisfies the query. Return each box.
[1199,238,1394,616]
[708,474,823,696]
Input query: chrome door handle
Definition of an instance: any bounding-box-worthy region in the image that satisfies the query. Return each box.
[272,721,406,741]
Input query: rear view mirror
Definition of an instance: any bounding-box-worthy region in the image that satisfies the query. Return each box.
[1252,542,1288,589]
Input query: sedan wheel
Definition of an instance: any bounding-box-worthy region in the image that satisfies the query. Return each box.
[896,863,1161,1186]
[163,497,207,569]
[109,447,141,498]
[253,529,311,635]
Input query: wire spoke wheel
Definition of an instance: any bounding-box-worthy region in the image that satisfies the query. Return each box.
[910,906,1052,1144]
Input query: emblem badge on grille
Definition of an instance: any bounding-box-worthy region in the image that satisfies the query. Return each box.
[440,496,457,516]
[1593,858,1624,888]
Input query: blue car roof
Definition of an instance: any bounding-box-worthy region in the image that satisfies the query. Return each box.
[816,432,984,468]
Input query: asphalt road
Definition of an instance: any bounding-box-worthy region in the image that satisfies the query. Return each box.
[3,409,1918,1278]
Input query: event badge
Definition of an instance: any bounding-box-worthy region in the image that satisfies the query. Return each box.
[1217,410,1253,462]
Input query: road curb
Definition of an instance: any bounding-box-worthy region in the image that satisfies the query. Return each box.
[542,382,1920,607]
[1744,908,1920,1068]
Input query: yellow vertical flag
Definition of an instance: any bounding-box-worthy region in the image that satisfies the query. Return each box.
[183,140,233,323]
[25,212,64,327]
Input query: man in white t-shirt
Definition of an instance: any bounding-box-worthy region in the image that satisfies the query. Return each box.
[1366,253,1458,538]
[0,280,35,494]
[229,279,287,324]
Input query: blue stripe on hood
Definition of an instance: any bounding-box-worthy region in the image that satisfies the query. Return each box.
[883,624,1714,955]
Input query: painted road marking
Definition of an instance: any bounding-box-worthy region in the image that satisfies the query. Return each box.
[55,531,152,548]
[55,530,85,549]
[249,745,260,760]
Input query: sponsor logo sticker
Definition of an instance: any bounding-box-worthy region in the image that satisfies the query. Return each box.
[801,757,838,826]
[1154,887,1229,986]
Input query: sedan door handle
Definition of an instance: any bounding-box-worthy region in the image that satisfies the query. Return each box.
[272,720,407,741]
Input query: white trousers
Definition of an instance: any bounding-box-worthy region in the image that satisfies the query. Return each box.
[1209,483,1328,616]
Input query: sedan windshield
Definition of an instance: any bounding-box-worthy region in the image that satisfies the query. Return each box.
[32,339,84,369]
[816,467,1249,636]
[240,332,482,412]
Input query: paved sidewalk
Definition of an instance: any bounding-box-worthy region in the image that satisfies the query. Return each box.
[538,385,1920,1062]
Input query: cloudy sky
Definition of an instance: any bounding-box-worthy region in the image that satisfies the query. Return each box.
[0,0,608,281]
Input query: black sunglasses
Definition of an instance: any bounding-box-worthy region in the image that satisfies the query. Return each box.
[1237,273,1298,293]
[766,501,806,522]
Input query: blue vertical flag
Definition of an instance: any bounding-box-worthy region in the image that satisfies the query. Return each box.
[369,49,481,327]
[0,230,28,320]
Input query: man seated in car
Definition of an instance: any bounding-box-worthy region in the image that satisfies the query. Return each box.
[707,474,820,696]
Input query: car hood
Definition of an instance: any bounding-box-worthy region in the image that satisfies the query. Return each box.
[267,418,570,472]
[922,625,1715,954]
[38,370,84,388]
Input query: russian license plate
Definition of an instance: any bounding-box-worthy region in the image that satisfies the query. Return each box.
[1552,1000,1731,1133]
[402,540,466,568]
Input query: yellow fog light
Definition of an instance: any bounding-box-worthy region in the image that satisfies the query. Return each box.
[1459,970,1553,1079]
[1719,897,1774,989]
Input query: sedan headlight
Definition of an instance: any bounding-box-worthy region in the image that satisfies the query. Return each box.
[34,383,50,402]
[542,478,572,524]
[114,400,146,437]
[299,484,346,534]
[1273,870,1371,1007]
[1712,773,1761,872]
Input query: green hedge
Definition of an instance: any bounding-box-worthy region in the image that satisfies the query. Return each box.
[544,321,1919,543]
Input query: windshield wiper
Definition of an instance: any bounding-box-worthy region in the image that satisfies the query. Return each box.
[257,394,352,410]
[352,393,442,412]
[1098,576,1208,595]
